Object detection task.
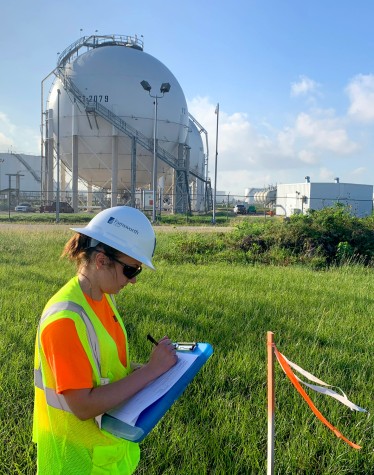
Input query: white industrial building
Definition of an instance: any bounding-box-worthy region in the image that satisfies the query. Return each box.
[276,177,373,218]
[0,152,41,193]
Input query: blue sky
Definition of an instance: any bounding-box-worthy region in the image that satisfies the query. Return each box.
[1,0,374,195]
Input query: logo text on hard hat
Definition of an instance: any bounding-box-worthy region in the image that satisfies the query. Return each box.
[107,217,139,235]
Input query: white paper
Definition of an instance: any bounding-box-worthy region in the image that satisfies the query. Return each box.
[108,352,198,426]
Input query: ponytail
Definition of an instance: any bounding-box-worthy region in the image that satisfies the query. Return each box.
[61,233,123,269]
[61,234,92,268]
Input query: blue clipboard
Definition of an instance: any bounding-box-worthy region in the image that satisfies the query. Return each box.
[101,342,213,442]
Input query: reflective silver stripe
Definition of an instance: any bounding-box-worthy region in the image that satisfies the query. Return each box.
[34,367,73,413]
[44,387,72,412]
[34,367,43,389]
[36,300,102,413]
[41,301,101,373]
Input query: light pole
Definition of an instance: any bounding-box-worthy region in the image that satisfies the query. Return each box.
[212,103,219,224]
[140,80,171,223]
[6,173,24,220]
[56,89,61,223]
[0,158,4,191]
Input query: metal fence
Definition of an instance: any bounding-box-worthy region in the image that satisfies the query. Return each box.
[2,189,373,218]
[0,189,211,216]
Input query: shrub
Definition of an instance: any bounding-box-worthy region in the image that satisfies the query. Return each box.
[156,205,374,268]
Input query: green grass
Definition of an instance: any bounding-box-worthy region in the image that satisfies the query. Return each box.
[0,225,373,474]
[0,212,94,224]
[0,209,238,226]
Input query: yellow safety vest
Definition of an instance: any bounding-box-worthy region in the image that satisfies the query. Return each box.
[33,276,140,474]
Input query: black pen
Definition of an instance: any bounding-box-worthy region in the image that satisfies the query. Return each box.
[147,333,158,346]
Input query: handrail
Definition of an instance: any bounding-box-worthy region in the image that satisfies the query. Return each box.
[189,112,209,182]
[57,34,144,67]
[11,152,41,183]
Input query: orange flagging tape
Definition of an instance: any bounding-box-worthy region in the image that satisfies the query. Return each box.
[273,344,361,450]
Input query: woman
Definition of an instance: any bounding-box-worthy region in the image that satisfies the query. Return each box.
[33,206,177,474]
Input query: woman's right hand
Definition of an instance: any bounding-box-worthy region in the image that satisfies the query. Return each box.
[63,336,178,420]
[147,336,178,378]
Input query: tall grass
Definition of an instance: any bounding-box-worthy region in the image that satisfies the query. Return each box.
[0,226,373,474]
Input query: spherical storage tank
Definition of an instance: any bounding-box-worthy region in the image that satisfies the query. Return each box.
[47,35,191,192]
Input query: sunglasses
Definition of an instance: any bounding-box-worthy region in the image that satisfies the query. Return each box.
[108,255,142,279]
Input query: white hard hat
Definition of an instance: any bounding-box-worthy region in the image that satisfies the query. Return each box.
[71,206,156,270]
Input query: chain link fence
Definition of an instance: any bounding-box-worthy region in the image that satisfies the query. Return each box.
[1,189,373,218]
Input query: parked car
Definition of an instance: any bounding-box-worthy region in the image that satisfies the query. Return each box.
[40,201,74,213]
[247,205,256,214]
[233,204,247,215]
[15,203,35,212]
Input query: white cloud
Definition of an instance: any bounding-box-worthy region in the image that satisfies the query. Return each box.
[0,131,13,149]
[346,74,374,122]
[0,112,16,137]
[0,111,39,154]
[295,112,358,154]
[187,97,361,194]
[298,149,317,164]
[189,97,285,193]
[319,167,335,181]
[188,97,258,172]
[351,166,367,178]
[291,75,320,97]
[277,127,295,156]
